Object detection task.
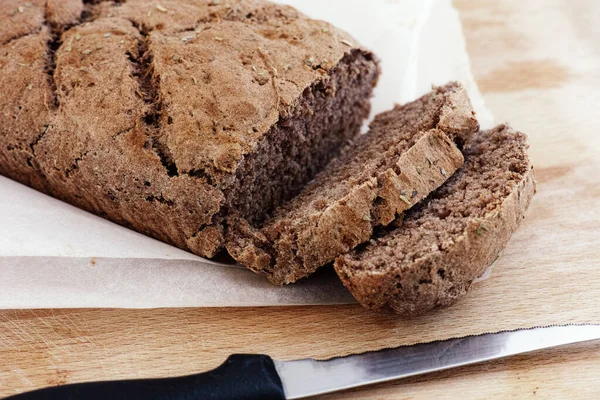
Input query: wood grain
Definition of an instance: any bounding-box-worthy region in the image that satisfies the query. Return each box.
[2,0,600,398]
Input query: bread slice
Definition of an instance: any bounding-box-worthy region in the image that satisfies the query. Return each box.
[226,83,479,284]
[0,0,378,259]
[335,125,536,314]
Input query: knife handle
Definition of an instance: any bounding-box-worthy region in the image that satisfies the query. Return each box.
[5,354,286,400]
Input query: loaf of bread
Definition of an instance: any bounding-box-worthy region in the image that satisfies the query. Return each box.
[226,83,479,284]
[335,125,536,314]
[0,0,379,258]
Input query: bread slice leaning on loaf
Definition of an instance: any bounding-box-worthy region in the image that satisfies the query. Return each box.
[334,124,536,314]
[0,0,379,259]
[226,83,480,285]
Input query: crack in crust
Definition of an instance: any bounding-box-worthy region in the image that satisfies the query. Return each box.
[127,20,180,177]
[32,1,110,152]
[127,19,218,185]
[44,29,61,110]
[42,1,109,110]
[24,2,101,171]
[0,27,43,47]
[82,0,127,4]
[65,150,91,177]
[26,125,49,168]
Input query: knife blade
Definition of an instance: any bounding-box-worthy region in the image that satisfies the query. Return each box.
[6,324,600,400]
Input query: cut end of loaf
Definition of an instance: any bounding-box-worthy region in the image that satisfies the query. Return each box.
[226,82,480,285]
[334,124,536,315]
[223,49,380,226]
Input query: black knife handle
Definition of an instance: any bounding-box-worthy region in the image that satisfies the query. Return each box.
[4,354,286,400]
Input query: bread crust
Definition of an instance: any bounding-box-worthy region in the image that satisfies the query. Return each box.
[334,125,536,314]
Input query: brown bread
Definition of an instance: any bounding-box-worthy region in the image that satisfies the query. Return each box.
[334,125,536,314]
[0,0,379,258]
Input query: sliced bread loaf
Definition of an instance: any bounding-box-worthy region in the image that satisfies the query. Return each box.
[0,0,378,259]
[226,83,479,284]
[334,125,536,314]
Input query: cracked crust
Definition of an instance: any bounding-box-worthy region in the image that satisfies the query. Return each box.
[226,83,479,285]
[334,125,536,315]
[0,0,378,258]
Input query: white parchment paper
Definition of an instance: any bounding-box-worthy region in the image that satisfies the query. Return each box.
[0,0,493,308]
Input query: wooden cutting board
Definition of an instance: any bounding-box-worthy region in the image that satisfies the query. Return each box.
[1,0,599,398]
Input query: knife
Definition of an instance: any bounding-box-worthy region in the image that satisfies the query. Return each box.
[6,324,600,400]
